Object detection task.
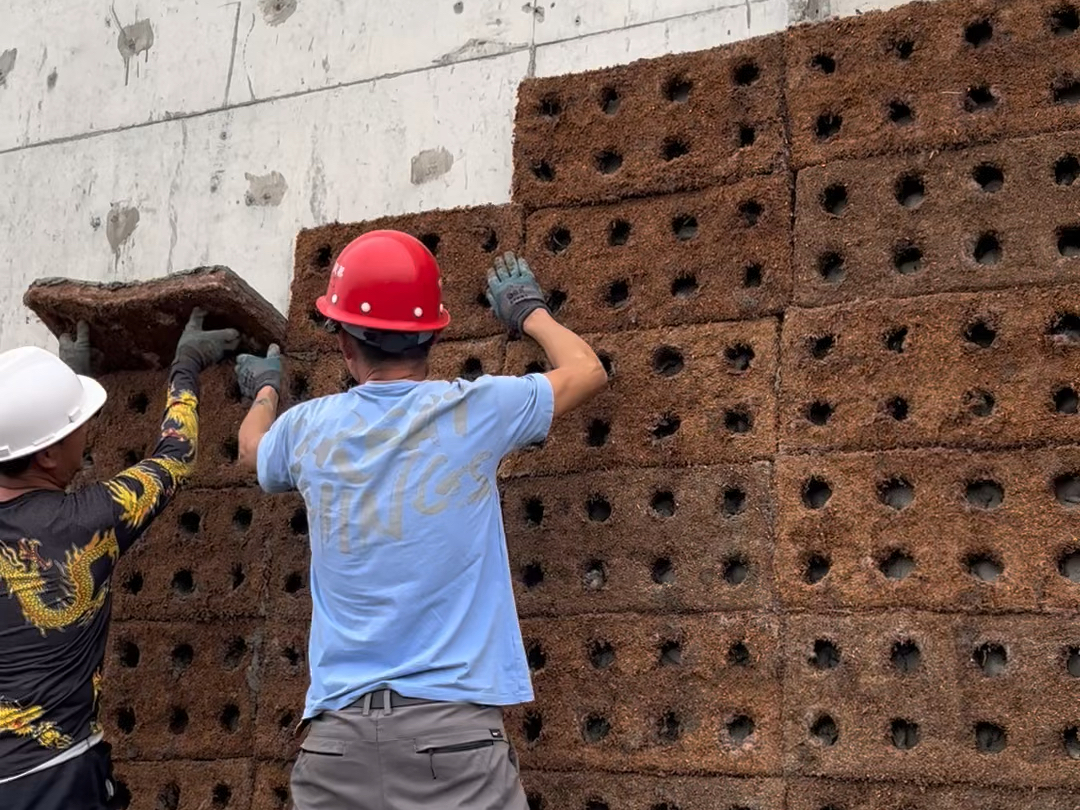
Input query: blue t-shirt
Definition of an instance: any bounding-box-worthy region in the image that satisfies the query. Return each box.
[257,373,554,719]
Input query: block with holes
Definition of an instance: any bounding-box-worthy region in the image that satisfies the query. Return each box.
[782,612,961,783]
[502,464,775,616]
[101,621,259,760]
[288,205,523,351]
[780,285,1080,452]
[786,777,1080,810]
[513,34,785,208]
[254,621,311,760]
[253,761,293,810]
[794,132,1080,307]
[786,0,1080,169]
[522,175,791,333]
[520,771,785,810]
[500,319,779,476]
[265,493,314,623]
[109,758,254,810]
[775,448,1080,613]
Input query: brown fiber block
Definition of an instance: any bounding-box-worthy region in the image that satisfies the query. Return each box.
[522,175,792,333]
[513,34,786,208]
[111,488,272,621]
[252,761,293,810]
[24,267,285,374]
[520,772,785,810]
[782,612,960,783]
[110,759,254,810]
[101,621,260,761]
[264,492,313,624]
[786,778,1080,810]
[254,621,311,760]
[775,448,1080,613]
[500,319,779,476]
[502,464,776,616]
[780,285,1080,452]
[785,0,1080,169]
[507,619,781,776]
[289,205,523,351]
[793,132,1080,307]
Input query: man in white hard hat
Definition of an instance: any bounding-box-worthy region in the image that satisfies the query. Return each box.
[0,310,238,809]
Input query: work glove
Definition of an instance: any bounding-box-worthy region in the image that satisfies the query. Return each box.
[58,321,93,376]
[173,307,240,371]
[486,252,550,337]
[235,344,282,398]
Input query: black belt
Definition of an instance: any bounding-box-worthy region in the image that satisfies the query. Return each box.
[359,689,430,711]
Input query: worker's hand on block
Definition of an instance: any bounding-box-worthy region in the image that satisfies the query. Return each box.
[173,307,240,371]
[485,252,550,337]
[57,320,93,376]
[235,344,282,399]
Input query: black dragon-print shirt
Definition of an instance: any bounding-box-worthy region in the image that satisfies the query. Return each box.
[0,358,200,779]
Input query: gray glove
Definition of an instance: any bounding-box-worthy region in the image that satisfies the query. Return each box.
[58,321,93,376]
[486,252,550,336]
[236,344,282,398]
[174,307,240,370]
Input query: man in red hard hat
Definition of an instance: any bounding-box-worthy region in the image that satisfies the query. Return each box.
[234,230,607,809]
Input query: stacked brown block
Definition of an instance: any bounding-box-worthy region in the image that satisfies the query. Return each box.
[61,0,1080,805]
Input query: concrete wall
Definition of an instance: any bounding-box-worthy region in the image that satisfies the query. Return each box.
[0,0,916,352]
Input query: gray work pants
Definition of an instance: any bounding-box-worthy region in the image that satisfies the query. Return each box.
[291,694,529,810]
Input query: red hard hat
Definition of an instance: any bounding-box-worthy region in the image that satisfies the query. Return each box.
[315,230,452,333]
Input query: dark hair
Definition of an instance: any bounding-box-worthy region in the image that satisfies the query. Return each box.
[0,455,33,478]
[334,326,433,366]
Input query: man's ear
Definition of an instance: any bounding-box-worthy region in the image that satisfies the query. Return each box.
[35,445,61,471]
[338,330,356,360]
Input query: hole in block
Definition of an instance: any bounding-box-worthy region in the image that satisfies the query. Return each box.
[157,784,181,810]
[975,722,1007,753]
[1056,154,1080,185]
[590,640,616,669]
[815,113,842,140]
[172,643,194,671]
[583,715,611,743]
[586,419,610,447]
[524,497,544,527]
[738,124,756,147]
[728,641,751,666]
[802,477,832,509]
[879,549,916,581]
[817,252,845,283]
[965,479,1004,509]
[608,219,631,245]
[723,556,750,586]
[117,706,136,734]
[582,558,607,590]
[878,478,914,510]
[964,86,998,112]
[966,389,996,417]
[179,511,201,535]
[1059,226,1080,257]
[605,279,630,308]
[1050,312,1080,342]
[128,392,149,414]
[651,490,676,517]
[738,200,763,227]
[821,184,848,215]
[973,642,1008,676]
[662,138,690,161]
[284,571,305,593]
[964,319,997,347]
[586,495,611,522]
[653,346,685,376]
[531,160,555,182]
[659,639,682,667]
[652,414,681,440]
[891,38,915,59]
[891,719,921,749]
[547,227,571,254]
[722,487,747,516]
[811,715,839,746]
[805,553,831,584]
[733,61,760,85]
[672,214,698,240]
[1058,548,1080,581]
[894,244,923,275]
[596,150,623,174]
[966,552,1004,582]
[223,636,247,669]
[118,640,140,668]
[811,53,836,73]
[169,707,189,734]
[600,86,620,114]
[461,357,484,381]
[1053,76,1080,105]
[671,274,698,298]
[743,262,763,288]
[723,408,754,434]
[538,96,561,118]
[725,344,755,372]
[657,711,682,743]
[526,640,547,671]
[726,714,755,746]
[480,229,499,253]
[652,557,675,584]
[219,704,240,733]
[1051,5,1080,35]
[171,570,195,596]
[810,334,836,358]
[888,100,915,125]
[892,639,921,672]
[212,784,232,808]
[665,76,692,102]
[895,174,925,208]
[806,401,834,425]
[545,288,567,314]
[973,233,1002,265]
[522,562,544,589]
[965,19,993,47]
[810,639,841,669]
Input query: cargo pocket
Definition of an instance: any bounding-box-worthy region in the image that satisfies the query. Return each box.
[414,728,503,780]
[300,737,348,756]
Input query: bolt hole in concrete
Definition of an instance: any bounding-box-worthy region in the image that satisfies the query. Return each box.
[284,571,305,593]
[1055,386,1079,414]
[672,214,698,240]
[652,557,675,584]
[810,334,836,358]
[894,244,923,274]
[171,569,195,595]
[895,173,926,208]
[891,719,921,750]
[158,784,181,810]
[806,401,834,426]
[725,343,755,371]
[802,478,833,509]
[671,274,698,298]
[653,414,681,439]
[172,643,194,670]
[724,556,750,586]
[973,642,1008,676]
[892,38,915,59]
[532,160,555,182]
[653,346,685,376]
[743,262,763,288]
[739,125,757,147]
[975,721,1007,753]
[964,319,997,347]
[966,479,1004,509]
[724,408,754,434]
[884,396,909,421]
[118,640,140,668]
[665,75,692,102]
[224,637,247,669]
[587,495,611,522]
[659,639,682,666]
[590,640,616,669]
[538,96,562,118]
[179,510,201,534]
[1058,226,1080,257]
[888,100,915,126]
[651,490,676,517]
[817,251,845,283]
[1059,548,1080,581]
[600,86,620,114]
[526,641,546,670]
[605,279,630,308]
[811,53,836,73]
[965,85,998,112]
[728,641,751,666]
[596,150,623,175]
[547,227,571,254]
[662,137,690,161]
[657,711,682,743]
[1053,75,1080,105]
[461,357,484,381]
[583,715,611,743]
[169,707,189,734]
[1054,473,1080,506]
[583,558,607,589]
[821,183,848,215]
[722,487,747,516]
[810,714,839,745]
[116,707,136,734]
[810,639,841,669]
[212,784,232,808]
[1057,154,1080,185]
[973,233,1002,265]
[524,497,544,527]
[880,549,917,580]
[891,639,921,672]
[966,552,1004,582]
[128,392,149,414]
[966,389,996,417]
[965,18,994,47]
[815,113,843,140]
[523,711,543,742]
[608,218,631,245]
[739,200,763,227]
[726,714,755,746]
[805,553,831,584]
[586,418,610,447]
[879,477,914,510]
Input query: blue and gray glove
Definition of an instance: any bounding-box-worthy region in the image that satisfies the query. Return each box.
[58,321,93,376]
[236,344,282,398]
[486,252,550,337]
[174,307,241,371]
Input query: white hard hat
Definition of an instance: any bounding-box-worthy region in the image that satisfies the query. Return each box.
[0,346,108,462]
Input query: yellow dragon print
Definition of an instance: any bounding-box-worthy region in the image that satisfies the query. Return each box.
[89,667,103,736]
[0,701,73,750]
[0,531,119,634]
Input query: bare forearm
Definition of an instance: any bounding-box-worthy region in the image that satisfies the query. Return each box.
[238,386,279,471]
[523,310,607,417]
